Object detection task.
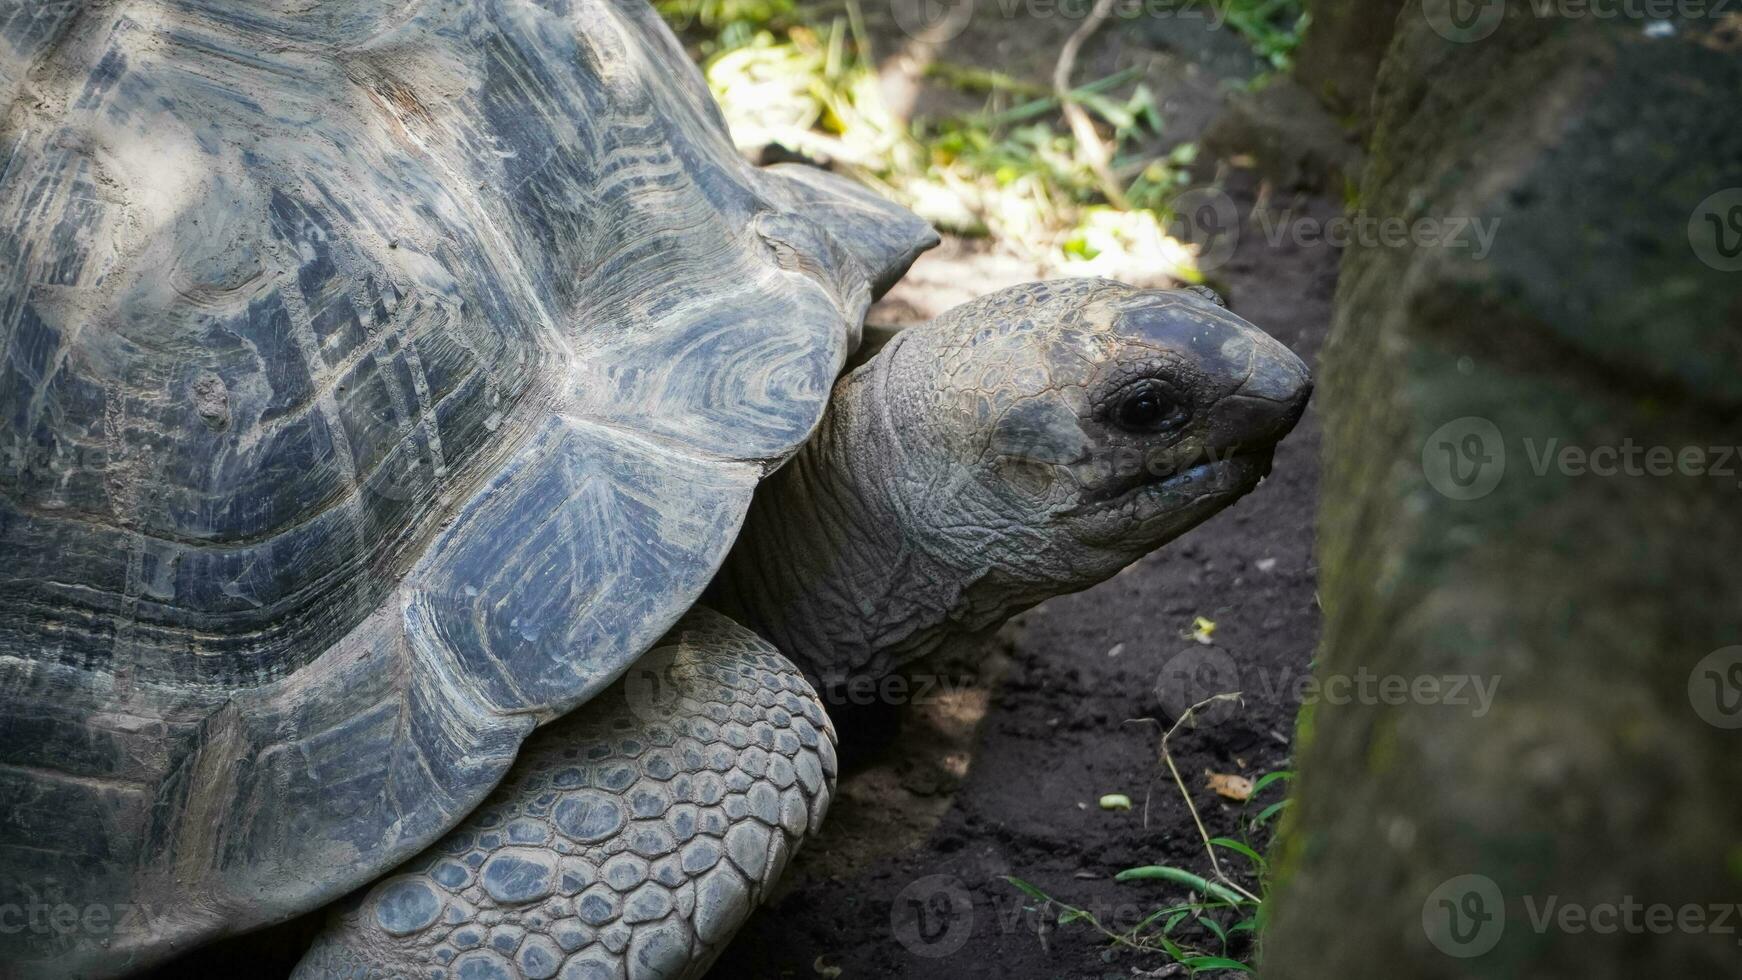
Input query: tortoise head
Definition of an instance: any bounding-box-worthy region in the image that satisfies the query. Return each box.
[879,278,1311,592]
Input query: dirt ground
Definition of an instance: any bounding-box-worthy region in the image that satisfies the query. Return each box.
[147,7,1342,979]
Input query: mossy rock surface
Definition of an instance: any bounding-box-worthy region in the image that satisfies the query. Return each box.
[1267,6,1742,978]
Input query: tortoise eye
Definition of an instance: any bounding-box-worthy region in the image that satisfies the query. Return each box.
[1113,381,1186,433]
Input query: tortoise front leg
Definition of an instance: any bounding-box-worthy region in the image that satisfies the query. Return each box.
[292,609,836,980]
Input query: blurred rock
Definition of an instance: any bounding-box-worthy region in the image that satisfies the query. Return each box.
[1201,77,1365,193]
[1292,0,1403,127]
[1266,5,1742,978]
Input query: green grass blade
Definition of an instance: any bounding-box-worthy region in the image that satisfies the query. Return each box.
[1254,799,1292,825]
[1249,771,1293,796]
[1003,875,1051,903]
[1115,866,1249,906]
[1181,954,1256,973]
[1207,837,1265,867]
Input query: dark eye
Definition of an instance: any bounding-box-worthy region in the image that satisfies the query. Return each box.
[1113,381,1185,432]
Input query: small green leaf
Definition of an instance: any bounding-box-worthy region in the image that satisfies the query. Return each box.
[1003,876,1051,903]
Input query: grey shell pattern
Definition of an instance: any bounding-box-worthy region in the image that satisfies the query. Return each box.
[0,0,931,974]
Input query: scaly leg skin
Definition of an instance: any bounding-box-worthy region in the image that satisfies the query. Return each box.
[292,608,836,980]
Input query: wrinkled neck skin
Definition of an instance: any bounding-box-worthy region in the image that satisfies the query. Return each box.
[710,335,1013,689]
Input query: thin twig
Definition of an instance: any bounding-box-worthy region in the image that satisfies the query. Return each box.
[1155,694,1263,905]
[1051,0,1129,208]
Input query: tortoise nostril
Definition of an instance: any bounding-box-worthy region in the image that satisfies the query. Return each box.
[1211,355,1312,452]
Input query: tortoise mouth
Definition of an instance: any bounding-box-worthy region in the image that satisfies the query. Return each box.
[1075,445,1274,512]
[1141,450,1273,502]
[1069,450,1272,550]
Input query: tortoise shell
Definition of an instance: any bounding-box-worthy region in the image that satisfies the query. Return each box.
[0,0,932,972]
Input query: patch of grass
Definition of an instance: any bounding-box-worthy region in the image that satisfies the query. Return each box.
[1004,693,1293,975]
[1005,769,1292,975]
[659,1,1216,277]
[1208,0,1310,72]
[654,0,799,55]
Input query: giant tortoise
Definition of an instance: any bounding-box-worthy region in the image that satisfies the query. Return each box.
[0,1,1311,977]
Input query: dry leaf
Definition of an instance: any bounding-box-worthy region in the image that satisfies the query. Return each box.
[1205,771,1253,801]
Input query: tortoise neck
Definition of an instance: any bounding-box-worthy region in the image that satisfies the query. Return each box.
[708,333,971,691]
